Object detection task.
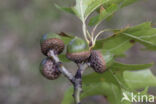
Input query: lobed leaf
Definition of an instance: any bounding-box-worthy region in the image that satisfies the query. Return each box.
[89,0,140,26]
[95,22,156,56]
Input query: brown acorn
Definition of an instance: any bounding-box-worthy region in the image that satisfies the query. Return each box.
[66,37,90,63]
[40,58,61,80]
[89,50,106,73]
[40,33,65,56]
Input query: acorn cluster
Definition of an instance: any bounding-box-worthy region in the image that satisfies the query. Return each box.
[39,33,109,80]
[40,33,65,80]
[66,37,107,73]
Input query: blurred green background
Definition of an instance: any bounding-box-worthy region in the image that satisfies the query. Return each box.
[0,0,156,104]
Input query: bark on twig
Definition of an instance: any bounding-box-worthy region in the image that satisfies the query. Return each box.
[48,50,88,104]
[48,50,75,83]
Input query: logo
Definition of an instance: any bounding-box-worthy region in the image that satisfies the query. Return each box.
[121,92,155,103]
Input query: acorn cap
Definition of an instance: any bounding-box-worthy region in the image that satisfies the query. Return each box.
[40,33,65,56]
[66,37,90,63]
[40,58,61,80]
[89,50,106,73]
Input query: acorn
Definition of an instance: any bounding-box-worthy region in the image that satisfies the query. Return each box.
[66,37,90,63]
[89,50,114,73]
[40,58,61,80]
[40,33,65,56]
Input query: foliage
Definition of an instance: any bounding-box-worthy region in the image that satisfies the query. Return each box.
[55,0,156,104]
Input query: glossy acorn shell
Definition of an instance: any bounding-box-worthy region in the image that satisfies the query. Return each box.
[40,58,61,80]
[40,33,65,56]
[89,50,114,73]
[66,37,90,63]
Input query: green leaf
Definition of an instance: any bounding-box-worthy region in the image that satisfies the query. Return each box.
[83,70,119,85]
[95,22,156,56]
[81,82,122,104]
[74,0,108,21]
[89,4,119,26]
[111,62,154,71]
[89,0,139,26]
[109,62,154,91]
[94,34,134,56]
[108,62,154,90]
[121,22,156,50]
[123,69,156,90]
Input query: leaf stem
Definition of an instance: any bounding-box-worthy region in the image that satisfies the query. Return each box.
[91,23,100,38]
[92,29,113,47]
[79,0,90,44]
[82,21,90,44]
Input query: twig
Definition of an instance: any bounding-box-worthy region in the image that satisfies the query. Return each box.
[74,68,82,104]
[48,50,75,83]
[48,50,89,104]
[73,64,88,104]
